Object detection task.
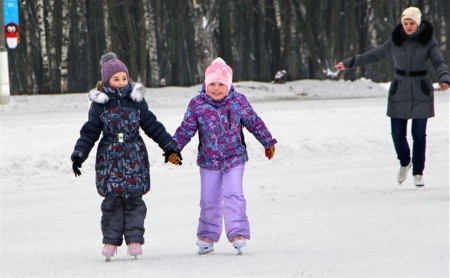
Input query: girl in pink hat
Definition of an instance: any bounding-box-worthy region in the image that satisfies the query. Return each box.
[173,57,277,255]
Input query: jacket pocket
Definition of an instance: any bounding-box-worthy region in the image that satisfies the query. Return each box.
[420,80,431,96]
[389,79,399,96]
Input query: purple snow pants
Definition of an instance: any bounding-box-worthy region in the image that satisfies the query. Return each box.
[197,163,250,242]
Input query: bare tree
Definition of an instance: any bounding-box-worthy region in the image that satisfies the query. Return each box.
[143,2,160,86]
[103,1,111,52]
[60,1,71,92]
[36,0,50,91]
[192,0,219,78]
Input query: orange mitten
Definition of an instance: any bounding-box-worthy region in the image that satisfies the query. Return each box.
[168,153,182,165]
[265,145,275,160]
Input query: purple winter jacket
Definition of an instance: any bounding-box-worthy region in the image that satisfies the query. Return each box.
[173,85,277,171]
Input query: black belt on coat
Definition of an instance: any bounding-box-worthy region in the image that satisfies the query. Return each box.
[396,69,428,77]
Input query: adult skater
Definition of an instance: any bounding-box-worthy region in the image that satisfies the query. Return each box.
[335,7,449,187]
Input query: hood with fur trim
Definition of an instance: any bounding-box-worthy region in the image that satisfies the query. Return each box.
[88,82,145,104]
[392,20,433,46]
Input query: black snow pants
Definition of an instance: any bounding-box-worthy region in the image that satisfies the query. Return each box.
[101,196,147,246]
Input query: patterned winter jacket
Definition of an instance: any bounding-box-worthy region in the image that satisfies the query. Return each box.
[71,82,174,198]
[173,85,277,171]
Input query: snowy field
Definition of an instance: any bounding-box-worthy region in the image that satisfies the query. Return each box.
[1,79,449,278]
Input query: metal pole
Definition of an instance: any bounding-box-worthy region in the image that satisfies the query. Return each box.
[0,0,11,105]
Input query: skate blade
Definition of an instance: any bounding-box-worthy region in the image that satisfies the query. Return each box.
[198,247,214,255]
[233,241,246,256]
[105,256,112,262]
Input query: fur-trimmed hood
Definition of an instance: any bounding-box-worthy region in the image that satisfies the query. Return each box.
[392,20,433,46]
[88,82,145,104]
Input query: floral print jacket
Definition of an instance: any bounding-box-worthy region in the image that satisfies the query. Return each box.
[173,85,277,171]
[72,83,174,198]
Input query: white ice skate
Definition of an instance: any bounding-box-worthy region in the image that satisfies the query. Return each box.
[196,239,214,255]
[397,163,411,184]
[413,175,425,187]
[232,236,246,255]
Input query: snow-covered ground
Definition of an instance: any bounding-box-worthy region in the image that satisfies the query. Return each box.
[1,79,448,278]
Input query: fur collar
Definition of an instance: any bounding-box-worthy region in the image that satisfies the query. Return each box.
[88,82,145,104]
[392,20,433,46]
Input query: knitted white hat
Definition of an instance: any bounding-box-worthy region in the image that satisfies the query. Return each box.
[401,7,421,26]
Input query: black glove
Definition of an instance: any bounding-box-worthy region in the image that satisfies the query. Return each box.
[72,156,83,177]
[164,142,182,165]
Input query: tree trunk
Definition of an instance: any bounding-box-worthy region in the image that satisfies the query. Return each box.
[46,0,60,93]
[60,0,71,93]
[18,1,36,93]
[69,0,90,92]
[265,0,281,78]
[193,0,218,80]
[121,2,138,81]
[36,0,50,92]
[103,1,111,52]
[143,2,160,86]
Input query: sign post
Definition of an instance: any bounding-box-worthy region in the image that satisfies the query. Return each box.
[0,0,10,104]
[1,0,18,104]
[4,0,19,49]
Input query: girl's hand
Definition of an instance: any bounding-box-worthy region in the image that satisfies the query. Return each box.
[72,157,83,177]
[335,62,346,71]
[163,141,183,165]
[265,145,275,160]
[440,82,449,91]
[166,153,182,165]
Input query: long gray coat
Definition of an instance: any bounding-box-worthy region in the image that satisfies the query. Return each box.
[343,21,450,119]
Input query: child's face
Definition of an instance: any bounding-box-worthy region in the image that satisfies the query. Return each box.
[402,19,418,35]
[206,82,228,101]
[108,72,129,89]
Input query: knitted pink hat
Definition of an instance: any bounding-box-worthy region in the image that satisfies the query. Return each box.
[204,57,233,91]
[100,52,129,83]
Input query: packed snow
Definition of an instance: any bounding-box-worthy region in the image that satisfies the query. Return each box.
[1,79,449,278]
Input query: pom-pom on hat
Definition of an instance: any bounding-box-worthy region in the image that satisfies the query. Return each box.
[401,7,421,26]
[100,52,129,83]
[204,57,233,91]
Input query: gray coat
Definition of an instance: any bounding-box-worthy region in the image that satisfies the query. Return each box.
[343,21,450,119]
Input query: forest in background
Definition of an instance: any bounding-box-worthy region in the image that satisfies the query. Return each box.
[6,0,450,94]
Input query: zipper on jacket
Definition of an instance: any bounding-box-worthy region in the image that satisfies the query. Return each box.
[409,41,416,113]
[227,110,231,129]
